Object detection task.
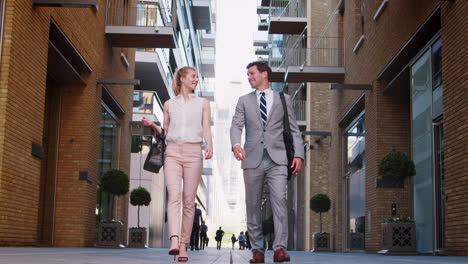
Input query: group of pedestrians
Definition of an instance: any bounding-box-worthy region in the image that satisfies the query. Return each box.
[231,231,251,250]
[142,61,304,263]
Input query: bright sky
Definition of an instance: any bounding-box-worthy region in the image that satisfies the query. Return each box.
[215,0,267,103]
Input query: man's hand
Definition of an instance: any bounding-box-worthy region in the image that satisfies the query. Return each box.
[291,158,303,174]
[232,145,246,161]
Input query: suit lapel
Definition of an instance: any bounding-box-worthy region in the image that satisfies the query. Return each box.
[249,91,263,126]
[265,91,279,127]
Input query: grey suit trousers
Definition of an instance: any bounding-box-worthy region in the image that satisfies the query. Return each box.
[244,149,288,253]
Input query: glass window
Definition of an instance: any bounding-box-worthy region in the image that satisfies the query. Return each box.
[432,39,443,117]
[345,114,366,250]
[96,103,119,222]
[411,50,434,253]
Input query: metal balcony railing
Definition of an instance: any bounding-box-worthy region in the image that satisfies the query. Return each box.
[279,36,343,69]
[293,99,306,122]
[106,4,172,27]
[269,0,305,18]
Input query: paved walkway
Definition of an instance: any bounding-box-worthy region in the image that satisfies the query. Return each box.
[0,247,467,264]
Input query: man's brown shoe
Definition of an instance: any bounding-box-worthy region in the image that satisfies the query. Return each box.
[273,248,290,262]
[249,250,265,263]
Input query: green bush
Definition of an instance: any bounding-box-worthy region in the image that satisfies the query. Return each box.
[130,187,152,207]
[101,169,129,196]
[310,193,331,233]
[378,151,416,181]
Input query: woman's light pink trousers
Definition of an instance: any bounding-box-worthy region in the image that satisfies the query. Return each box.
[164,142,203,244]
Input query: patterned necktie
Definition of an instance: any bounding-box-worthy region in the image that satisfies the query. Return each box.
[260,92,267,127]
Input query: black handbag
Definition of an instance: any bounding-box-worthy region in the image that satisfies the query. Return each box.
[279,92,295,180]
[143,129,166,173]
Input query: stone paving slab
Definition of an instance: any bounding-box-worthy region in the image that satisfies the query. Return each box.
[0,247,467,264]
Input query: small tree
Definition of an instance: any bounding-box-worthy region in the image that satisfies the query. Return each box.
[378,151,416,218]
[100,169,130,221]
[310,193,331,233]
[130,186,152,228]
[379,151,416,182]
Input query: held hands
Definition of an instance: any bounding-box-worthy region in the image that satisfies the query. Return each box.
[233,145,246,161]
[291,157,303,174]
[205,145,213,160]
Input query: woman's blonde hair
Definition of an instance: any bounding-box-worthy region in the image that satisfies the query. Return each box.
[172,66,196,96]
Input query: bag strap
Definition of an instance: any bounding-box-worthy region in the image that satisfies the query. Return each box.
[279,92,291,134]
[155,128,165,140]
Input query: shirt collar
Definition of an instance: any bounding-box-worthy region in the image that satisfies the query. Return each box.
[256,88,272,96]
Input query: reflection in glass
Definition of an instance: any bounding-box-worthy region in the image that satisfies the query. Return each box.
[345,114,366,250]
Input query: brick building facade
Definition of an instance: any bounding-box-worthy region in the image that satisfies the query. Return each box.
[0,0,136,247]
[305,0,467,256]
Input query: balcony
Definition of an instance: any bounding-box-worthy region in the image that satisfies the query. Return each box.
[192,0,212,31]
[200,32,216,47]
[135,50,173,103]
[32,0,97,8]
[255,48,270,55]
[254,40,269,47]
[257,6,269,14]
[279,36,345,83]
[200,48,215,78]
[268,0,307,34]
[105,3,175,48]
[258,17,269,31]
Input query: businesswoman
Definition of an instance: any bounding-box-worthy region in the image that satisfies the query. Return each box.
[142,66,213,262]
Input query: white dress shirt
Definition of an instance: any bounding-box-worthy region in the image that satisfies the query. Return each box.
[256,88,273,119]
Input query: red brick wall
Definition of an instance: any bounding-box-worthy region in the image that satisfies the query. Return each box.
[330,0,441,253]
[440,0,468,256]
[0,0,134,246]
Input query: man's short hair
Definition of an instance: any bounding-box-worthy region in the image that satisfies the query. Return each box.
[246,61,272,82]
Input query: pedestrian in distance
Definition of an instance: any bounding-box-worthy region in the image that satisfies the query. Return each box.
[231,234,237,250]
[199,221,208,250]
[142,66,213,262]
[215,226,225,250]
[230,61,304,263]
[238,231,246,250]
[190,203,203,251]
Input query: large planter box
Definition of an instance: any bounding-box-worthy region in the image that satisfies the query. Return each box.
[313,233,330,251]
[381,222,416,253]
[96,222,125,248]
[127,228,147,248]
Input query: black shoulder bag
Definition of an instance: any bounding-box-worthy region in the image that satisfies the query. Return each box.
[143,129,166,173]
[279,92,295,180]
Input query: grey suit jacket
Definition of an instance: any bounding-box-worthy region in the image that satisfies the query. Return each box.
[230,90,304,169]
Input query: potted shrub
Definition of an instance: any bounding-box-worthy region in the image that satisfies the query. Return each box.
[96,169,129,248]
[378,151,417,254]
[310,193,331,251]
[128,186,151,248]
[380,217,416,254]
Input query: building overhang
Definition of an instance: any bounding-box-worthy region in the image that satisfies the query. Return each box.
[255,48,270,55]
[105,25,175,48]
[32,0,97,9]
[285,66,345,83]
[135,52,171,103]
[268,17,307,34]
[191,0,212,31]
[257,6,269,14]
[271,68,286,83]
[253,40,269,47]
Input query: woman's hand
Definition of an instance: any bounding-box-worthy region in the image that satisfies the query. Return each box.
[141,116,152,126]
[204,145,213,160]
